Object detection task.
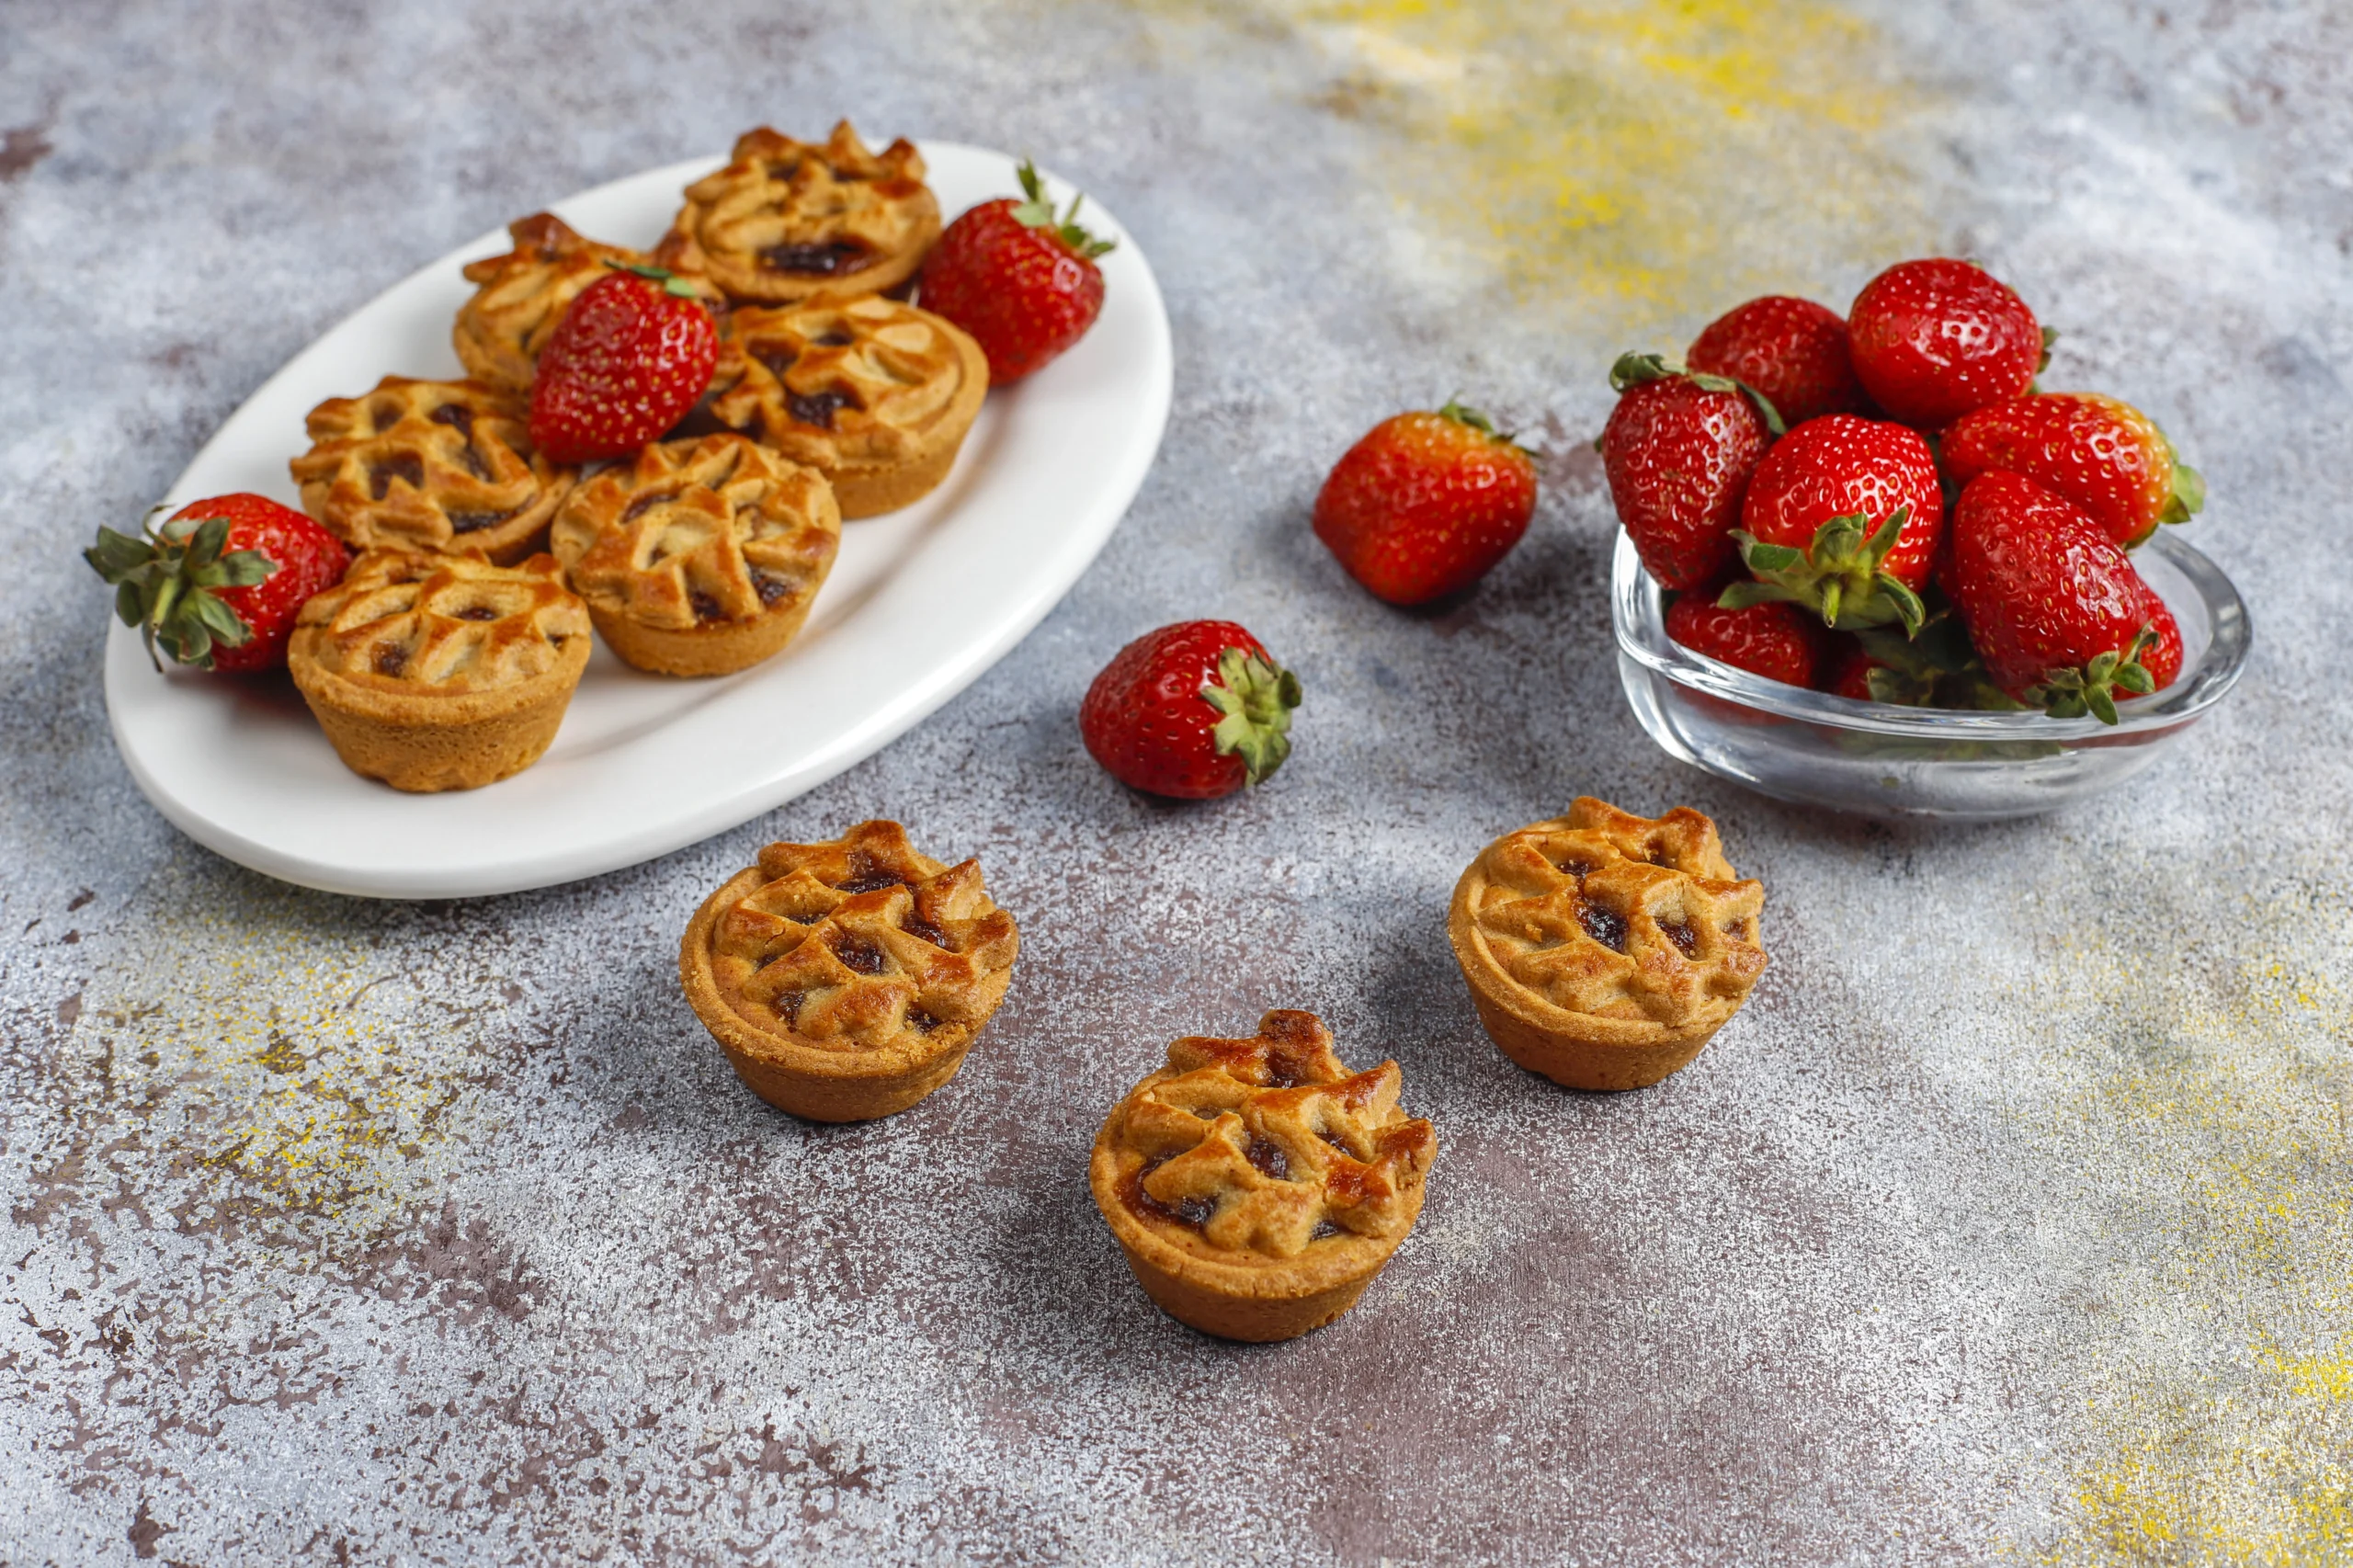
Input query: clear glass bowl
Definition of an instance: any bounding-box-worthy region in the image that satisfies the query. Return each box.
[1611,529,2252,821]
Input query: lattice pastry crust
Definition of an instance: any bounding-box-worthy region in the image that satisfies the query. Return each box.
[680,820,1020,1122]
[705,295,988,517]
[1449,798,1767,1091]
[550,436,840,676]
[655,121,940,305]
[452,211,724,395]
[287,551,591,792]
[290,377,574,564]
[1090,1010,1438,1342]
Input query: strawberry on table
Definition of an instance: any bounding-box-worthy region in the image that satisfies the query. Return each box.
[1600,354,1776,593]
[1940,392,2203,548]
[1725,413,1944,633]
[1314,400,1538,605]
[1946,470,2183,722]
[1847,258,2043,429]
[920,160,1113,384]
[85,493,349,673]
[1686,295,1870,427]
[1665,589,1826,687]
[1080,620,1302,800]
[529,263,719,464]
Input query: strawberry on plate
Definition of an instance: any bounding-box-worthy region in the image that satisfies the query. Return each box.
[1946,471,2183,722]
[1665,588,1825,687]
[1940,392,2204,548]
[1686,295,1870,427]
[920,160,1113,384]
[1600,354,1776,593]
[1080,620,1302,800]
[85,493,349,672]
[1847,258,2042,429]
[1724,413,1943,633]
[1314,400,1538,605]
[529,263,719,464]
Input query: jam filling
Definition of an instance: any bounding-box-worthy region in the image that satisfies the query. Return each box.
[1126,1160,1215,1230]
[1578,900,1629,953]
[452,605,499,622]
[368,454,426,500]
[753,574,792,607]
[901,914,949,949]
[372,642,407,677]
[904,1006,943,1034]
[772,990,804,1027]
[787,389,858,430]
[1660,918,1699,956]
[1244,1136,1290,1182]
[1311,1220,1344,1243]
[757,239,872,276]
[812,330,855,347]
[835,872,907,895]
[446,508,513,534]
[622,489,678,525]
[828,929,886,975]
[1727,919,1752,942]
[1554,857,1595,878]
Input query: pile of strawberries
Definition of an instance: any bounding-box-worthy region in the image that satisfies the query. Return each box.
[1602,259,2205,722]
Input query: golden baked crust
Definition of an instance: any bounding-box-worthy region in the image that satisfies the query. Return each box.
[289,377,574,564]
[655,121,940,305]
[1448,798,1767,1092]
[1089,1010,1437,1343]
[706,295,987,518]
[287,550,591,792]
[678,820,1019,1122]
[549,436,841,676]
[452,211,724,395]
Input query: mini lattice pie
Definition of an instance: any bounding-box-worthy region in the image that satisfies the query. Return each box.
[452,211,725,396]
[287,550,591,792]
[655,121,940,306]
[1448,798,1767,1092]
[290,377,574,564]
[549,436,840,676]
[1089,1010,1438,1343]
[679,820,1020,1122]
[705,296,987,517]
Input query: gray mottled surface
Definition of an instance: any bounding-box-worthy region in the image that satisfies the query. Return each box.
[5,1,2350,1563]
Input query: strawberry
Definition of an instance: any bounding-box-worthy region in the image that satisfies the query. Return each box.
[85,494,349,673]
[919,161,1113,384]
[528,263,719,463]
[1940,392,2203,549]
[1947,471,2184,722]
[1600,354,1776,593]
[1314,400,1538,605]
[1080,621,1302,800]
[1686,295,1870,427]
[1665,590,1825,687]
[1725,414,1943,633]
[1847,258,2043,429]
[1822,644,1886,702]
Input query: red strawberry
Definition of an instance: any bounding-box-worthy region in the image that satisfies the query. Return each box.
[1600,354,1775,593]
[1848,258,2042,429]
[1665,590,1826,688]
[1687,295,1870,427]
[1727,414,1943,632]
[919,161,1112,384]
[529,264,719,463]
[85,494,349,673]
[1940,392,2203,549]
[1080,621,1302,799]
[1822,644,1884,701]
[1947,471,2184,722]
[1314,401,1538,605]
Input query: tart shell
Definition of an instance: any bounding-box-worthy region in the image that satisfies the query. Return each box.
[584,591,821,679]
[678,866,1003,1122]
[288,629,589,793]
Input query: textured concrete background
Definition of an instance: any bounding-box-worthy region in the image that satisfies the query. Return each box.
[4,1,2349,1562]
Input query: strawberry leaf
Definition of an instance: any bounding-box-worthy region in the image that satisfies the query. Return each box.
[1200,645,1303,787]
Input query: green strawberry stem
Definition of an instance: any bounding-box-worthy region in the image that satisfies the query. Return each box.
[1721,508,1926,635]
[1012,160,1116,259]
[84,509,273,671]
[2024,624,2159,725]
[1200,645,1303,786]
[1606,350,1786,436]
[602,258,704,300]
[1436,396,1535,455]
[2160,448,2205,528]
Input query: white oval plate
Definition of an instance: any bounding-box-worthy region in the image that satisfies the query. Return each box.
[103,143,1171,899]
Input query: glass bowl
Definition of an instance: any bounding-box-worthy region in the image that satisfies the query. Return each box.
[1610,529,2252,821]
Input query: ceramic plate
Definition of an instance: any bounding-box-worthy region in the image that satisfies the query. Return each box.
[103,143,1171,899]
